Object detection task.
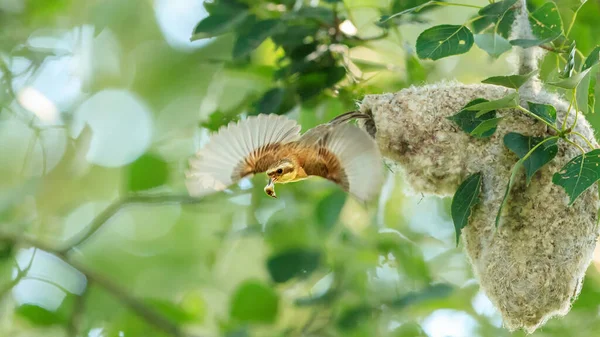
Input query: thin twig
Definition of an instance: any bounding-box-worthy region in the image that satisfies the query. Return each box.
[571,131,596,150]
[0,229,199,337]
[68,258,187,337]
[58,194,203,254]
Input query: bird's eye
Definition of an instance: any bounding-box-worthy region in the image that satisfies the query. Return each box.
[276,168,283,174]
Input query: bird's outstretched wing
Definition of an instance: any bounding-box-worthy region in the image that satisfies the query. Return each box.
[185,114,301,197]
[302,123,384,202]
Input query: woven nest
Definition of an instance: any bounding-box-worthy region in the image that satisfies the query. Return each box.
[358,82,600,332]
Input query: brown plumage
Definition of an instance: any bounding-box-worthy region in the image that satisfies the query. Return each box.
[185,112,383,201]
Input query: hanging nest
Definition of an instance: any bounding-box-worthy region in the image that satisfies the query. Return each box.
[357,81,599,332]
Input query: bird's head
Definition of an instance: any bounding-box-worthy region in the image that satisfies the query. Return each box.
[263,159,300,198]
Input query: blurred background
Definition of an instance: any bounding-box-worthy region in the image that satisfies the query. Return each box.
[1,0,600,336]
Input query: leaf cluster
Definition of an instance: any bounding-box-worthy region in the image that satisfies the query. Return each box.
[190,0,390,130]
[449,48,600,241]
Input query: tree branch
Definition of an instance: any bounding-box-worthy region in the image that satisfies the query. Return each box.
[0,230,199,337]
[58,194,203,254]
[0,193,206,337]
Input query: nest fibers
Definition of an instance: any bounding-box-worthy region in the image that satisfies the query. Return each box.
[358,82,600,332]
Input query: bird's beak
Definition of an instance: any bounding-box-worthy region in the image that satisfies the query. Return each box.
[264,178,277,198]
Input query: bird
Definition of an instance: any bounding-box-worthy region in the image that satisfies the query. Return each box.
[185,111,384,202]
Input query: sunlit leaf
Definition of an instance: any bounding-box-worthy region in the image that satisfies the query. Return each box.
[481,71,537,89]
[316,189,347,232]
[233,19,284,58]
[465,92,519,117]
[145,299,198,324]
[553,149,600,205]
[471,117,503,137]
[576,67,595,114]
[509,37,554,48]
[589,75,597,114]
[447,99,499,138]
[547,67,592,89]
[416,25,474,60]
[230,280,279,323]
[450,172,482,245]
[582,46,600,71]
[528,2,564,41]
[474,33,512,58]
[351,59,390,72]
[406,53,427,83]
[560,41,577,78]
[126,153,169,192]
[504,133,558,185]
[267,249,321,283]
[15,304,66,326]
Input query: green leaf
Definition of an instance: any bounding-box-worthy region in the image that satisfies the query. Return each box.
[450,172,482,245]
[470,117,503,136]
[478,0,518,22]
[496,136,558,226]
[201,111,239,132]
[528,2,564,41]
[126,153,169,192]
[267,249,321,283]
[380,0,436,23]
[497,8,516,38]
[547,67,592,89]
[316,189,347,232]
[527,101,557,125]
[481,71,537,89]
[474,33,512,58]
[0,240,13,260]
[337,305,372,330]
[589,74,597,114]
[351,59,390,72]
[416,25,474,60]
[145,299,199,324]
[15,304,66,326]
[465,92,519,117]
[504,133,558,185]
[447,99,499,138]
[390,283,454,308]
[191,3,249,40]
[553,149,600,205]
[233,19,284,58]
[230,280,279,324]
[582,46,600,71]
[576,67,594,114]
[509,37,554,48]
[560,41,577,78]
[253,88,286,115]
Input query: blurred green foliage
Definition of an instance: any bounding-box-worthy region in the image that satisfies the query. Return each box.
[0,0,599,337]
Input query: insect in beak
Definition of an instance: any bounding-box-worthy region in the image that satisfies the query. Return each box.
[264,178,277,198]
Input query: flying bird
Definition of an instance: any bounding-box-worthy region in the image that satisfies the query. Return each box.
[185,112,383,202]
